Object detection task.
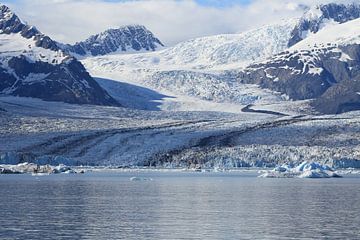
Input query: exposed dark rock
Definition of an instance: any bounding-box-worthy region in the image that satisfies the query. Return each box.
[1,56,119,106]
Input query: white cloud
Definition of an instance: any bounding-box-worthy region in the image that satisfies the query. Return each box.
[2,0,357,46]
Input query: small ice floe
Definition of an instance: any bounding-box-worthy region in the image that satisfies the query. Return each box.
[258,171,297,178]
[31,172,50,176]
[130,177,153,182]
[258,161,342,178]
[298,169,342,178]
[52,164,76,174]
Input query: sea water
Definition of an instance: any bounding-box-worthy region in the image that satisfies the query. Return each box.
[1,171,359,239]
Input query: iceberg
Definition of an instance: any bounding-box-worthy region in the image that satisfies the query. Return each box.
[259,161,342,178]
[52,164,76,174]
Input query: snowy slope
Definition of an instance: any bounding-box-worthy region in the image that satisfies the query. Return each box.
[83,19,297,72]
[288,3,360,46]
[82,59,288,112]
[259,17,360,78]
[250,17,360,78]
[291,17,360,50]
[159,19,297,70]
[81,20,298,111]
[0,33,67,66]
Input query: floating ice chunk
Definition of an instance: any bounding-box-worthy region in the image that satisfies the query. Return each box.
[258,171,297,178]
[298,169,331,178]
[259,161,342,178]
[52,164,75,174]
[130,177,153,182]
[295,161,333,172]
[326,171,342,178]
[31,172,50,176]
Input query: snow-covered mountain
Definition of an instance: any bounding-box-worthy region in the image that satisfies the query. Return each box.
[83,19,298,73]
[238,17,360,114]
[81,3,360,113]
[0,5,119,106]
[81,3,360,72]
[288,3,360,47]
[80,20,299,109]
[64,25,164,57]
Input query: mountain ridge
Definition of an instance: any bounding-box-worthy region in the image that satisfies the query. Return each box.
[0,4,120,106]
[238,18,360,114]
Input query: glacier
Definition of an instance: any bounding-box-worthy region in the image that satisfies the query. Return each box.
[1,3,360,170]
[1,96,360,169]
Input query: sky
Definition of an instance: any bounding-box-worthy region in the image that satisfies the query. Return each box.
[1,0,347,46]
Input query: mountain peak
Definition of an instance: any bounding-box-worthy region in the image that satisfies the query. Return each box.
[0,4,119,106]
[96,24,156,42]
[0,4,61,52]
[0,4,24,34]
[65,25,164,57]
[0,4,12,15]
[288,2,360,47]
[317,2,360,22]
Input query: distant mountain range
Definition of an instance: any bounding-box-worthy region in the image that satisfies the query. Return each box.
[1,2,360,114]
[80,3,360,114]
[77,3,360,70]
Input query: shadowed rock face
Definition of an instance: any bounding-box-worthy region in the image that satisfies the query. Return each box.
[1,56,119,106]
[288,3,360,47]
[0,5,120,106]
[238,44,360,114]
[64,25,164,56]
[313,79,360,114]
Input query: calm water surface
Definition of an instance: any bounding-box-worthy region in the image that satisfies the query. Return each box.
[0,171,360,240]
